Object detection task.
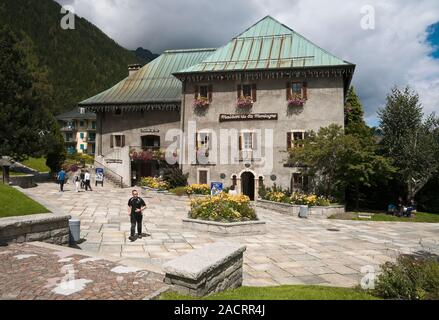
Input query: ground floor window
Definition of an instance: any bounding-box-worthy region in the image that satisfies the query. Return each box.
[291,173,309,193]
[111,135,125,148]
[287,131,305,149]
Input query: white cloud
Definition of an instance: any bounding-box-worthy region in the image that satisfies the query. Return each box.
[56,0,439,124]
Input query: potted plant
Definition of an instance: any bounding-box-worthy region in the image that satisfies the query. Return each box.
[193,97,210,108]
[237,96,253,108]
[288,94,306,107]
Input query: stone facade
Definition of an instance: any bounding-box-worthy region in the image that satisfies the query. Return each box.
[163,242,246,297]
[257,199,345,218]
[183,218,266,236]
[181,77,346,195]
[0,213,72,246]
[95,110,181,186]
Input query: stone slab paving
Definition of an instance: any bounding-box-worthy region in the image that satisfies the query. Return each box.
[0,243,168,300]
[24,182,439,288]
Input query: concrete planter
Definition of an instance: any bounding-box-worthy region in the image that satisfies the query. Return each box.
[183,218,266,236]
[257,199,345,218]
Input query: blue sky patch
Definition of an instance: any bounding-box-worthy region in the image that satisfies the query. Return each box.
[427,22,439,58]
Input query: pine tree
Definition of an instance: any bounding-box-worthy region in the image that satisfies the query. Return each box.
[0,25,63,169]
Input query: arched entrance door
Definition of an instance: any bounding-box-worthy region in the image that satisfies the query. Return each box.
[241,172,255,201]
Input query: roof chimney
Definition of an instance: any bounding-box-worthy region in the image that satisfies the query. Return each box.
[128,64,142,76]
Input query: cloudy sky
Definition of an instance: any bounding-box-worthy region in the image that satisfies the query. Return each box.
[56,0,439,126]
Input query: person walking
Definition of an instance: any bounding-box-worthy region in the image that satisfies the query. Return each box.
[84,170,93,191]
[74,174,81,193]
[128,190,147,242]
[57,168,66,192]
[80,170,85,190]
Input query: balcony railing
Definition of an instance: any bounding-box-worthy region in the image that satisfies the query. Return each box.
[129,146,166,162]
[65,139,77,144]
[61,126,76,132]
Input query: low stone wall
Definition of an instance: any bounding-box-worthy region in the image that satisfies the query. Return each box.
[9,175,37,189]
[163,242,246,297]
[0,213,72,246]
[257,199,345,218]
[183,218,266,236]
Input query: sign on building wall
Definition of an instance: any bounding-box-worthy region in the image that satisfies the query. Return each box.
[219,113,278,123]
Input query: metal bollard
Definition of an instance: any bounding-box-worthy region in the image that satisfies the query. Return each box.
[299,205,309,219]
[69,219,81,244]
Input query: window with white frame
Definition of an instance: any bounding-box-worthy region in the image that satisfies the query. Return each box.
[287,131,305,149]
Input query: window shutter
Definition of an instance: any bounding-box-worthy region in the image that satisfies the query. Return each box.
[287,132,292,150]
[239,135,243,151]
[194,85,199,99]
[122,135,126,148]
[110,135,114,148]
[302,81,308,100]
[208,85,213,102]
[286,82,291,100]
[252,132,257,151]
[195,133,199,150]
[252,84,257,102]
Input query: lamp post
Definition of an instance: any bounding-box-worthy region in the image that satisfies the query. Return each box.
[1,158,12,185]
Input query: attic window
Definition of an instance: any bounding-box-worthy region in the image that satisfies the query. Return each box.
[79,107,86,115]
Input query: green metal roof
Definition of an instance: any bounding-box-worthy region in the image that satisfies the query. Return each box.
[175,16,352,74]
[79,48,216,106]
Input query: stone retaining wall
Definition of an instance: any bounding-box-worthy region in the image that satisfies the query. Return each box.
[0,213,72,246]
[163,242,246,297]
[257,199,345,218]
[183,218,266,236]
[9,175,37,189]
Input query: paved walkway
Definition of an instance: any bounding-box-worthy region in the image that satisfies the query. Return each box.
[24,182,439,288]
[0,242,167,300]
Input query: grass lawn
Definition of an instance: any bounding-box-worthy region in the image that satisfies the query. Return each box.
[21,157,50,173]
[330,212,439,223]
[0,183,50,218]
[160,285,379,300]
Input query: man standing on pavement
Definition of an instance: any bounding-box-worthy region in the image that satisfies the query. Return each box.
[128,190,147,242]
[84,170,93,191]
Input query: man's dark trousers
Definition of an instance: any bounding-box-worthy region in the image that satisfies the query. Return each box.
[59,180,65,192]
[130,213,143,237]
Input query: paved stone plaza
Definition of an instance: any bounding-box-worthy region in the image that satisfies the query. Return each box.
[22,182,439,288]
[0,242,167,300]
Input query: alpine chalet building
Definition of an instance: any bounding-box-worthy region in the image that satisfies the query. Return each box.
[80,16,355,198]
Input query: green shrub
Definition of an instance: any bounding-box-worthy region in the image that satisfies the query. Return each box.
[374,254,439,300]
[169,186,188,196]
[162,167,188,189]
[189,193,257,223]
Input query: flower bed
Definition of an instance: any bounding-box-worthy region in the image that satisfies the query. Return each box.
[185,193,265,235]
[189,193,257,223]
[140,177,170,191]
[264,191,332,206]
[186,184,210,195]
[258,187,344,218]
